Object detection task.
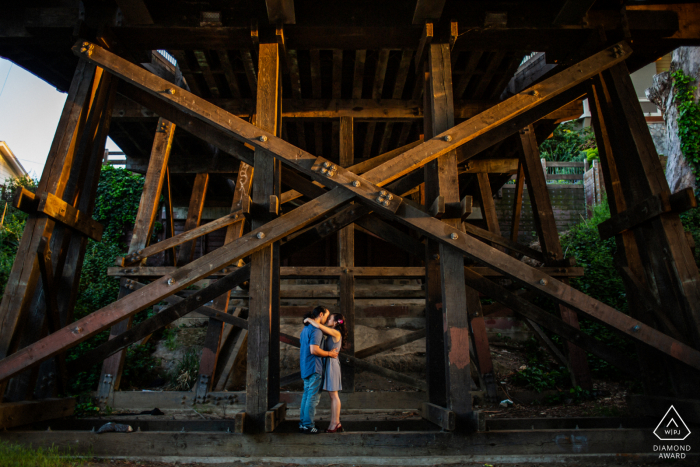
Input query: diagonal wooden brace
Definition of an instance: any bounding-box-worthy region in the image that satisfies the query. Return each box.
[0,188,354,384]
[8,38,689,379]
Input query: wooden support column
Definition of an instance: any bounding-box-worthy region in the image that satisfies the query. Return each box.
[338,116,355,392]
[519,124,592,390]
[247,42,281,433]
[475,173,505,252]
[97,119,175,401]
[424,43,473,429]
[592,65,700,395]
[588,80,671,395]
[196,161,252,400]
[177,173,209,266]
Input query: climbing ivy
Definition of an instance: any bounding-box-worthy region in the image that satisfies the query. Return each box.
[671,70,700,188]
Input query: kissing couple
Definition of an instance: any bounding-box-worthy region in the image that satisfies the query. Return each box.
[298,306,348,434]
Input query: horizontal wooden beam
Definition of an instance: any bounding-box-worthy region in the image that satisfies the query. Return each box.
[355,329,426,359]
[462,159,518,174]
[265,402,286,433]
[107,265,585,278]
[14,188,104,241]
[0,397,75,430]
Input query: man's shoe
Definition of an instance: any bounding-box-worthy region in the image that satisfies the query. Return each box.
[299,426,309,434]
[304,426,319,434]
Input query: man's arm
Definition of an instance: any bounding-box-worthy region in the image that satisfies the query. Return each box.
[310,345,339,358]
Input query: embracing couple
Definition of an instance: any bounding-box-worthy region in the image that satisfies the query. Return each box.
[298,306,347,434]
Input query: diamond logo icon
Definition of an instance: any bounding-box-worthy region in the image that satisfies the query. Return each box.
[654,405,691,441]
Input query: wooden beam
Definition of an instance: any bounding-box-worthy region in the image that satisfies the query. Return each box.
[70,40,700,374]
[177,173,209,265]
[510,161,526,245]
[197,161,253,399]
[424,42,473,429]
[266,0,296,25]
[68,202,367,377]
[363,50,390,158]
[359,42,633,186]
[0,397,75,430]
[265,402,286,432]
[474,173,505,252]
[247,42,282,433]
[339,116,355,393]
[413,0,447,25]
[13,189,104,241]
[463,159,519,174]
[462,222,545,263]
[519,124,592,390]
[421,402,455,431]
[355,329,426,359]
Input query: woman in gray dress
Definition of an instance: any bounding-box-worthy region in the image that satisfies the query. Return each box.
[303,312,347,433]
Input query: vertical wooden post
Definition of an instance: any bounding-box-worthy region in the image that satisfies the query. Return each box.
[424,43,473,429]
[196,161,253,399]
[246,42,281,433]
[177,173,210,266]
[519,125,592,390]
[162,168,176,266]
[97,118,176,401]
[475,173,505,252]
[338,116,355,393]
[510,161,525,244]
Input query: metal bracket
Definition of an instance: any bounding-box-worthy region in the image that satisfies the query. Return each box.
[194,373,210,405]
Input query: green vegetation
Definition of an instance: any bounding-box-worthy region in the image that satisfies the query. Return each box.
[0,440,86,467]
[671,70,700,187]
[170,348,200,390]
[539,121,596,162]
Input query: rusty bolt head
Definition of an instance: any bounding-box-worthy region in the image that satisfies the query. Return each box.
[352,180,361,187]
[166,88,175,95]
[450,233,458,240]
[443,135,452,142]
[167,278,175,286]
[256,232,265,239]
[539,279,547,286]
[259,135,267,142]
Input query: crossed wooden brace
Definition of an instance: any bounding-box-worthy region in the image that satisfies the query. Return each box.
[0,39,697,386]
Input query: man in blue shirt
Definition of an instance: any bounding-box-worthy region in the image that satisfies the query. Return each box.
[299,306,338,433]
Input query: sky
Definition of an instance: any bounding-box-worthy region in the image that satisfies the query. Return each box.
[0,58,122,179]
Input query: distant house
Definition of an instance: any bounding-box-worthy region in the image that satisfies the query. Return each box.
[0,141,27,182]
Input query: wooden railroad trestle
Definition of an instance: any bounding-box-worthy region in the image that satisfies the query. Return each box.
[0,34,699,434]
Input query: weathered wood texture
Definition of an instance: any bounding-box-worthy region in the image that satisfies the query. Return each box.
[247,42,282,433]
[177,173,209,265]
[0,397,75,430]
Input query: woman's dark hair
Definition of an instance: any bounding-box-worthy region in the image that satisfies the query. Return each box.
[330,313,349,349]
[303,306,329,326]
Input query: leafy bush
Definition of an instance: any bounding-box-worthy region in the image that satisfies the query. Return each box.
[671,70,700,186]
[539,121,596,162]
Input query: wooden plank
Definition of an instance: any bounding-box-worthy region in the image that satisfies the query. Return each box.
[421,402,455,431]
[265,402,286,433]
[414,23,434,76]
[310,48,323,157]
[352,50,366,100]
[360,42,633,186]
[339,115,355,393]
[463,159,519,174]
[0,397,75,430]
[246,42,282,433]
[73,41,700,373]
[14,188,103,241]
[193,50,220,98]
[177,173,209,265]
[519,124,592,390]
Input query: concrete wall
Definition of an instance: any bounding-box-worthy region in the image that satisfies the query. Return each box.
[494,185,587,245]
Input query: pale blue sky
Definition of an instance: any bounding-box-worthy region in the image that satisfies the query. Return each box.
[0,58,122,179]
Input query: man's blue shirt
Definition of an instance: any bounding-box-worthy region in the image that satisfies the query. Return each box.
[299,324,324,379]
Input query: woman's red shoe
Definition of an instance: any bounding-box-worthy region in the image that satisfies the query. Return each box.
[325,423,343,433]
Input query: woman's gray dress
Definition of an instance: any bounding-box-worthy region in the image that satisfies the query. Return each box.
[323,336,342,391]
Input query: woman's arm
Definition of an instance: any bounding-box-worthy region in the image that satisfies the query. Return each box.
[304,318,341,341]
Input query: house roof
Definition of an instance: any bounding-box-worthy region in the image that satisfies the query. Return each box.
[0,141,28,179]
